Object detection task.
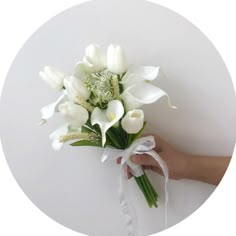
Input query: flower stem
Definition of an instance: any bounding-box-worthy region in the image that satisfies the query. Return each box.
[144,173,158,199]
[143,174,158,207]
[134,177,152,207]
[141,175,157,207]
[134,173,158,208]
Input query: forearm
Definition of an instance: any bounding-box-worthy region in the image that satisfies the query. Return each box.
[185,155,231,185]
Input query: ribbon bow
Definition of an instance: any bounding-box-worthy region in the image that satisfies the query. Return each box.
[101,136,169,236]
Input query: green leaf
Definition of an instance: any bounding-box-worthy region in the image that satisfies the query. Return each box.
[70,140,102,147]
[81,126,93,133]
[106,129,122,149]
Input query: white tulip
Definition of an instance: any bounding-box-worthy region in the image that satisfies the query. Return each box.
[121,110,144,134]
[85,44,106,69]
[121,66,176,111]
[64,76,90,101]
[39,66,66,90]
[74,44,106,76]
[91,100,124,146]
[107,44,127,74]
[58,101,88,128]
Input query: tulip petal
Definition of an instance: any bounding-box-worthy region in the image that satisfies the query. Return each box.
[91,100,124,146]
[58,101,89,128]
[107,44,127,74]
[39,66,66,91]
[85,44,107,70]
[64,75,90,101]
[74,62,88,81]
[49,123,70,151]
[121,109,144,134]
[40,91,68,123]
[75,45,107,74]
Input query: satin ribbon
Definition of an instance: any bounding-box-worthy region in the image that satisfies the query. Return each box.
[101,136,169,236]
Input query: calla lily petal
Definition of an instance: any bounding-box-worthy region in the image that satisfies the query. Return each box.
[122,65,160,87]
[49,123,70,151]
[122,82,176,110]
[125,82,166,104]
[49,124,83,151]
[40,91,68,123]
[91,100,124,146]
[120,92,143,111]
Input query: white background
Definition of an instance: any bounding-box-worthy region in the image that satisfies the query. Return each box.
[0,0,235,236]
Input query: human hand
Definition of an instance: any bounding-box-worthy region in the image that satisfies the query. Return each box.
[117,133,189,180]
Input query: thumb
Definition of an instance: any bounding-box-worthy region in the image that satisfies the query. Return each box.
[131,154,157,166]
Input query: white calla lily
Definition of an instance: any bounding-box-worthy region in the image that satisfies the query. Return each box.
[75,44,106,74]
[91,100,124,146]
[49,123,70,151]
[39,66,66,90]
[107,44,127,74]
[121,65,160,86]
[64,76,90,101]
[121,109,144,134]
[49,124,84,151]
[40,90,68,124]
[121,66,176,111]
[58,101,89,128]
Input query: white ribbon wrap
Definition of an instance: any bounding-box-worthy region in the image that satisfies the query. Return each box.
[101,136,169,236]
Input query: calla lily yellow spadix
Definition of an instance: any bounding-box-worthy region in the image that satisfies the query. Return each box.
[39,43,176,210]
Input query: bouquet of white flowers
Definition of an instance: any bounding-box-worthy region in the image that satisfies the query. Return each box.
[39,44,175,209]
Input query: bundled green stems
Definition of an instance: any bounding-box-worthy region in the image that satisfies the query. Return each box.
[134,172,158,208]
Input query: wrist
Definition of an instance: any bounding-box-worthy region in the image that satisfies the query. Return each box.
[180,153,194,180]
[183,154,205,182]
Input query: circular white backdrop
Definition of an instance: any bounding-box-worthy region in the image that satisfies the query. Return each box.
[0,0,235,235]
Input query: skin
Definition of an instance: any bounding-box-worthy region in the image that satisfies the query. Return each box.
[117,133,231,185]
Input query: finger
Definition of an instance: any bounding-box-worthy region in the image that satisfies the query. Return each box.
[141,133,166,151]
[127,166,132,179]
[156,146,163,153]
[125,165,132,179]
[143,165,164,176]
[116,157,122,164]
[143,166,152,170]
[131,154,158,166]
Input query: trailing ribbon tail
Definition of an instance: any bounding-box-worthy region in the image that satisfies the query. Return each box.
[101,136,169,236]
